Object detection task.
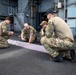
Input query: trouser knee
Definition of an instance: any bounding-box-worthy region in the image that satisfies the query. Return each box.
[40,37,46,45]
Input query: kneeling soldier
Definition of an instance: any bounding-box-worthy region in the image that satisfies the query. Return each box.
[21,23,37,44]
[41,8,75,62]
[0,17,14,48]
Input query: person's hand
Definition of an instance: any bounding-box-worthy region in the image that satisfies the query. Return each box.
[41,30,44,36]
[26,42,30,45]
[9,31,14,36]
[40,29,45,36]
[42,25,45,30]
[21,38,25,41]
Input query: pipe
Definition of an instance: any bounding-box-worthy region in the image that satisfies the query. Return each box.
[64,0,67,21]
[30,0,34,26]
[67,3,76,7]
[1,0,17,7]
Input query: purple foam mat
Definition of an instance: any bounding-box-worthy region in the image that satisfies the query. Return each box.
[8,39,47,53]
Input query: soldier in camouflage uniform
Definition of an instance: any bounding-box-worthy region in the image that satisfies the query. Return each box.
[40,21,48,37]
[0,17,14,48]
[40,21,55,37]
[21,23,37,43]
[41,8,75,62]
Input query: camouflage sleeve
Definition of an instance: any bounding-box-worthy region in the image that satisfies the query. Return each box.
[2,24,10,35]
[30,29,34,36]
[21,28,26,37]
[45,21,54,38]
[40,28,45,37]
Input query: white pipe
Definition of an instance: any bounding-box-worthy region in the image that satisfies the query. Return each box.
[64,0,66,21]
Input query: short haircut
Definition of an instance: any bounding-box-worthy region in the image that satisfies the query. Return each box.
[40,21,48,26]
[24,23,29,27]
[5,17,12,21]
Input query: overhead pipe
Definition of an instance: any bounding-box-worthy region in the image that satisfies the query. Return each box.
[1,0,17,7]
[67,3,76,7]
[30,0,35,26]
[64,0,67,21]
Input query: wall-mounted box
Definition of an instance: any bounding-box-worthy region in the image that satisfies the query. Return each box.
[58,2,62,9]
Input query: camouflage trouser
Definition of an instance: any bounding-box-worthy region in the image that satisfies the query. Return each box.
[41,36,74,58]
[0,36,10,48]
[23,34,37,43]
[31,34,37,43]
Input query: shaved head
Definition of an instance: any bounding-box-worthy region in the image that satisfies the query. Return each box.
[24,23,30,29]
[24,23,29,27]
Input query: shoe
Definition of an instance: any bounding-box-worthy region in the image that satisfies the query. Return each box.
[70,49,76,63]
[53,54,63,62]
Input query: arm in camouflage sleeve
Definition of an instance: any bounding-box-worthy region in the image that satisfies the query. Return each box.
[29,29,34,42]
[30,30,33,35]
[45,21,54,38]
[21,28,26,39]
[40,28,45,37]
[2,24,10,35]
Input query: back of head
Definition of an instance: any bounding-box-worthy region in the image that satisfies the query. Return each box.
[24,23,29,27]
[5,17,12,21]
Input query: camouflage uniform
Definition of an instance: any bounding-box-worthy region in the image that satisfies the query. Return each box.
[41,17,74,58]
[40,28,55,38]
[21,26,37,42]
[0,21,11,48]
[40,21,55,37]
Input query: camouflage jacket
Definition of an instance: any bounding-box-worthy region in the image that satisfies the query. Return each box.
[0,21,10,36]
[45,19,54,38]
[45,17,74,41]
[21,26,37,37]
